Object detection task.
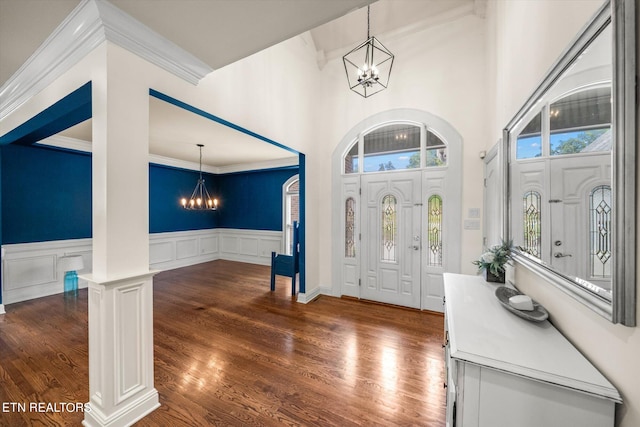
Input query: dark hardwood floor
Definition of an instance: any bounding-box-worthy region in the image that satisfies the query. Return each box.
[0,260,445,426]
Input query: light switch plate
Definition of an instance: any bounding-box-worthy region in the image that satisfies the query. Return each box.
[468,208,481,218]
[464,219,481,230]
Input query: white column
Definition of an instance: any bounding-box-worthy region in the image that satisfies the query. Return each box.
[82,45,159,427]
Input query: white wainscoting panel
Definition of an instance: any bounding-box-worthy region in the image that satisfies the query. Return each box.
[217,229,282,266]
[176,238,198,260]
[201,235,219,255]
[1,239,92,304]
[3,229,283,304]
[149,230,219,271]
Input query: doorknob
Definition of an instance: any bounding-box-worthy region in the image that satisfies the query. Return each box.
[409,245,420,251]
[554,252,572,258]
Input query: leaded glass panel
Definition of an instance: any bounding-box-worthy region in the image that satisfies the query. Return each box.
[381,195,397,262]
[590,185,612,278]
[523,191,542,258]
[345,198,356,258]
[427,195,443,266]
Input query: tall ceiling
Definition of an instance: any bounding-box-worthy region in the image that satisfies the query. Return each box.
[0,0,480,168]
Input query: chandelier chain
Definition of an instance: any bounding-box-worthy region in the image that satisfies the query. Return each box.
[198,143,204,180]
[367,5,370,39]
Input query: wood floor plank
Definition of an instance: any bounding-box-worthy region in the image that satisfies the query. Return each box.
[0,259,445,426]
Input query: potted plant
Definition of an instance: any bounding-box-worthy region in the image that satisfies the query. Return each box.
[473,240,512,283]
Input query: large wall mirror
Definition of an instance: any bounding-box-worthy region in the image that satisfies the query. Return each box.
[504,0,636,325]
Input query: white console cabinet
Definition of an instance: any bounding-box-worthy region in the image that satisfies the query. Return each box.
[443,273,621,427]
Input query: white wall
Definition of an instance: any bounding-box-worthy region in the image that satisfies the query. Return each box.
[486,1,640,426]
[316,13,489,292]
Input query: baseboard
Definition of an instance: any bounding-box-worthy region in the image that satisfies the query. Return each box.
[0,304,5,315]
[319,285,338,297]
[297,286,321,304]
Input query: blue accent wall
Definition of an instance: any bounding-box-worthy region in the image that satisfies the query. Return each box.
[215,167,298,231]
[1,144,92,244]
[149,164,218,233]
[1,143,297,243]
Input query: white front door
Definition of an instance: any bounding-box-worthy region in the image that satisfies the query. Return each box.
[549,153,611,288]
[360,171,422,308]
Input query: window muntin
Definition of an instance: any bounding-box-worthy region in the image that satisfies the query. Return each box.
[550,87,612,156]
[427,195,443,266]
[516,112,542,159]
[345,197,356,258]
[590,185,612,278]
[522,191,542,258]
[381,195,398,262]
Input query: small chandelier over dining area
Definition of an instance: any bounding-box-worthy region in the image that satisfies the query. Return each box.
[342,5,394,98]
[180,144,219,210]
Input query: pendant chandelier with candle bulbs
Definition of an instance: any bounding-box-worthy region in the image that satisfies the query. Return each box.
[342,5,394,98]
[180,144,219,210]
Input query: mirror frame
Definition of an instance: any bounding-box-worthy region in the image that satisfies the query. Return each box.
[503,0,636,325]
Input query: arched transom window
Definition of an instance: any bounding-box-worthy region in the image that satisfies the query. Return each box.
[344,123,447,174]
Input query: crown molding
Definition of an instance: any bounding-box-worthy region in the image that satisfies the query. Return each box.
[0,0,212,121]
[216,156,300,174]
[36,135,299,174]
[148,153,218,174]
[94,0,212,84]
[36,135,92,153]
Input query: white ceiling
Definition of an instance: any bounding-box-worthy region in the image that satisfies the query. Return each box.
[0,0,480,169]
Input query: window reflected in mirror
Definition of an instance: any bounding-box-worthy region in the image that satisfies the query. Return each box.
[509,21,614,301]
[550,87,611,156]
[516,112,542,159]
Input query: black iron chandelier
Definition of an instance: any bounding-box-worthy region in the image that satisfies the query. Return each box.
[180,144,219,210]
[342,5,394,98]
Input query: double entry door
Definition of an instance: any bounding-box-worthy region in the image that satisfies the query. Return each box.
[354,170,445,311]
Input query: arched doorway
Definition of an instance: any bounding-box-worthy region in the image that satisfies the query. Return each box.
[331,109,462,312]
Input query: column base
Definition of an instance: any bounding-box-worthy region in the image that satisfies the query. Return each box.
[83,388,159,427]
[81,271,160,427]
